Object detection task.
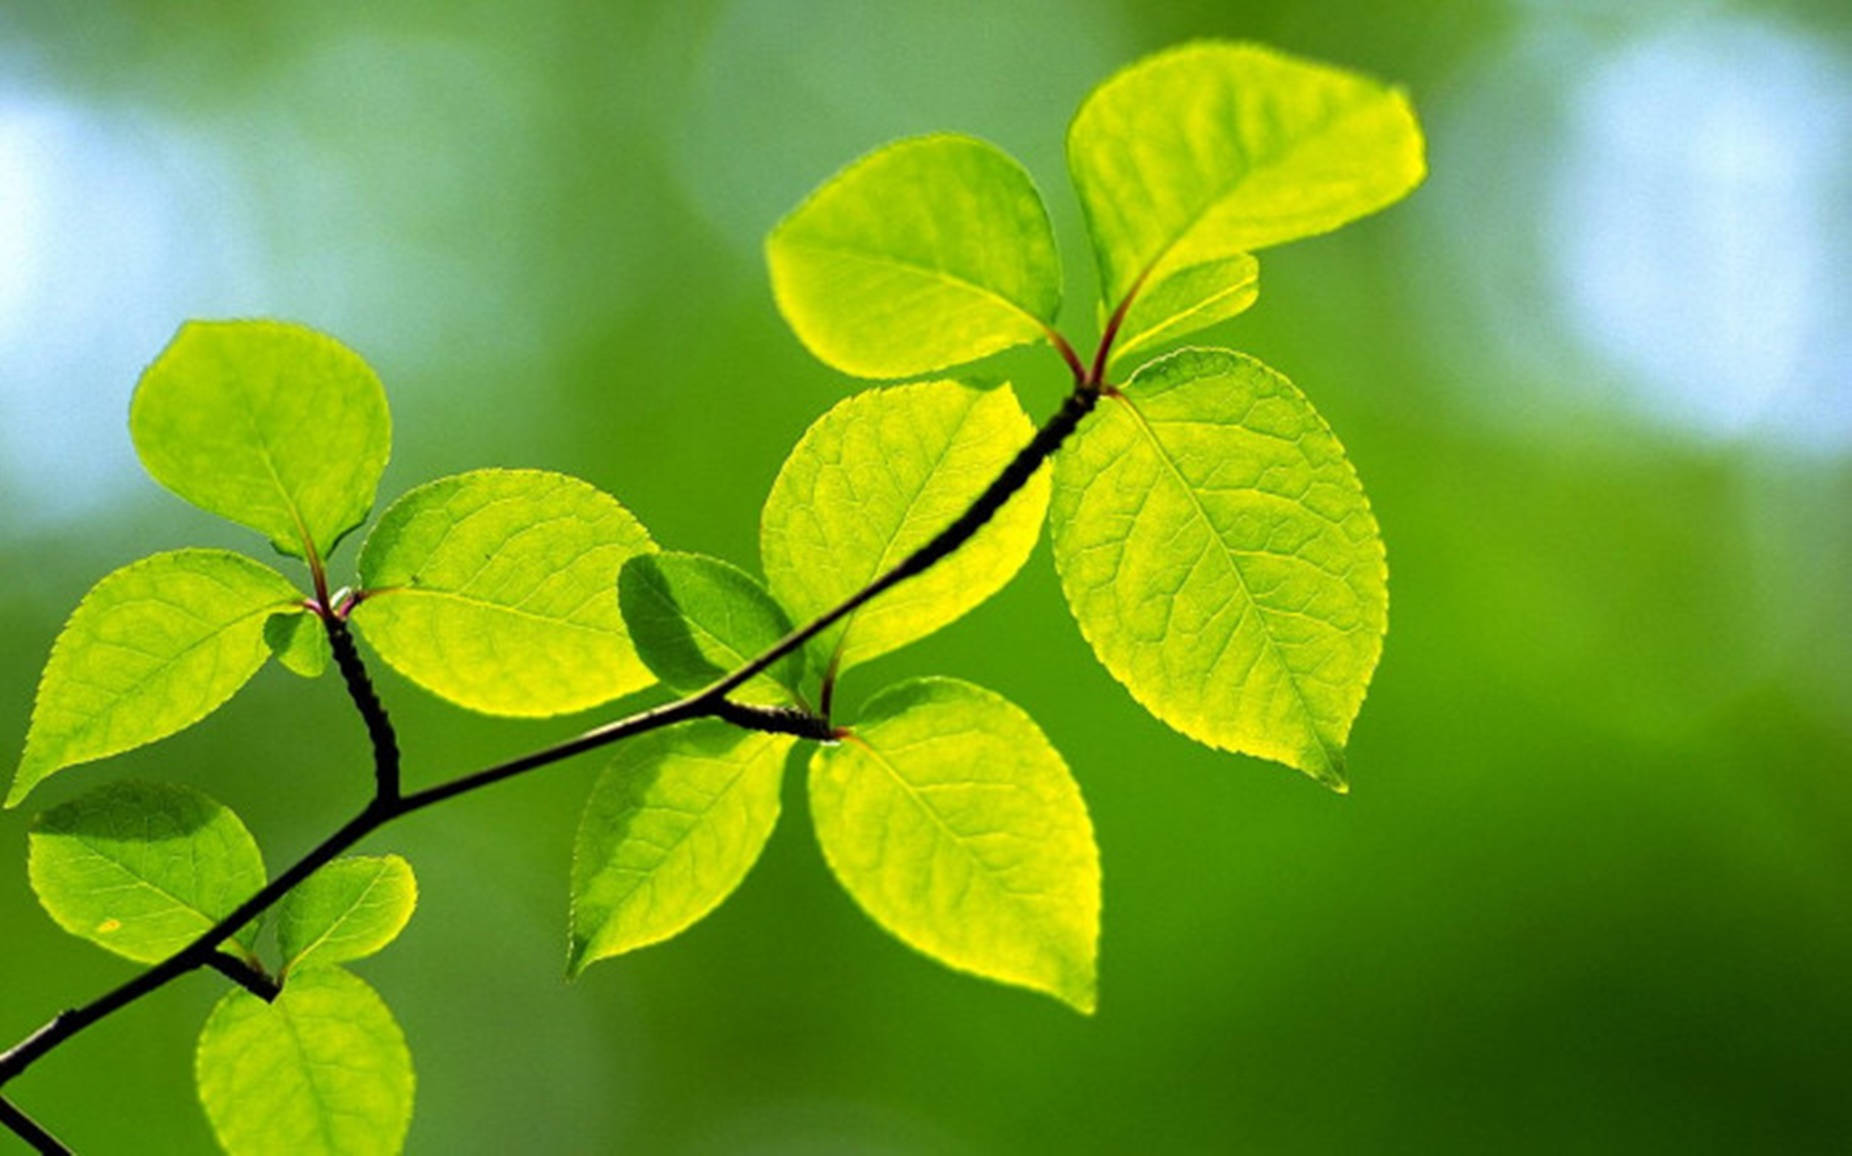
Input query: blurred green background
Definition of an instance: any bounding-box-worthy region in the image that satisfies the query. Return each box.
[4,0,1850,1151]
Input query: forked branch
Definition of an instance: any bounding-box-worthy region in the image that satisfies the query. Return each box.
[0,340,1110,1149]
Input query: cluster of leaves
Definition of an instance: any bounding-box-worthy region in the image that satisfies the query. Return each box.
[6,41,1421,1155]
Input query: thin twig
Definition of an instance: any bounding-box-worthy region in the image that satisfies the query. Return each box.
[323,613,400,802]
[204,953,281,1003]
[0,380,1102,1145]
[0,1093,71,1155]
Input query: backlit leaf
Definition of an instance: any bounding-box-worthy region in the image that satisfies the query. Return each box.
[570,721,792,974]
[276,855,417,974]
[352,469,656,717]
[618,552,805,705]
[760,380,1048,673]
[196,968,413,1156]
[28,781,266,963]
[810,678,1099,1013]
[130,320,391,560]
[1049,348,1386,788]
[768,134,1062,379]
[1069,41,1424,363]
[265,610,329,679]
[9,550,305,807]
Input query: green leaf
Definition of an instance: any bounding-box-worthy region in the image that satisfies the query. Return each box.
[570,721,792,974]
[810,678,1099,1013]
[130,320,391,560]
[276,855,417,975]
[9,550,306,807]
[28,781,266,964]
[767,134,1062,379]
[1109,253,1260,367]
[617,552,805,706]
[1049,348,1386,789]
[196,968,414,1156]
[265,610,329,679]
[351,469,656,717]
[1069,41,1424,362]
[761,380,1048,672]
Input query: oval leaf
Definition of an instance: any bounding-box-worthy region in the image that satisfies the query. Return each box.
[28,781,266,964]
[768,134,1062,379]
[130,320,391,560]
[761,380,1049,673]
[1050,348,1387,789]
[196,968,414,1156]
[810,678,1099,1013]
[570,721,792,974]
[352,469,656,717]
[277,855,418,974]
[1069,41,1424,361]
[265,609,330,679]
[618,552,805,705]
[9,550,305,807]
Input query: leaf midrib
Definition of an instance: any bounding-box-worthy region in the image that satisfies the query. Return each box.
[782,237,1052,334]
[30,598,290,773]
[1108,389,1334,769]
[849,737,1047,918]
[284,861,393,972]
[1108,92,1378,306]
[367,587,620,635]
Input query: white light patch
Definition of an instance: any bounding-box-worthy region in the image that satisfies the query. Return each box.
[1548,21,1852,449]
[0,96,266,535]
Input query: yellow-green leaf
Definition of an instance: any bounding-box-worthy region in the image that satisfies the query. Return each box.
[810,678,1099,1013]
[196,968,413,1156]
[265,609,329,679]
[352,469,656,717]
[767,134,1062,379]
[617,552,805,706]
[1069,41,1424,362]
[9,550,305,807]
[276,855,417,975]
[130,320,391,560]
[570,721,792,974]
[28,781,266,964]
[1049,348,1386,789]
[760,380,1048,673]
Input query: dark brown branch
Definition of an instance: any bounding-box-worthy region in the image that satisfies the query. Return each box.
[689,385,1099,709]
[0,382,1101,1141]
[0,1094,70,1155]
[205,953,281,1003]
[322,613,400,802]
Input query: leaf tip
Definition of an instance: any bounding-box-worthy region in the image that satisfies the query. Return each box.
[1310,747,1350,795]
[5,755,45,810]
[1060,978,1099,1017]
[565,938,598,981]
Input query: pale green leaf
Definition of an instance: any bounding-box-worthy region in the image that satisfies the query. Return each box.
[617,552,804,706]
[130,320,391,560]
[767,134,1062,379]
[761,380,1048,672]
[351,469,656,717]
[276,855,417,974]
[196,968,413,1156]
[1049,348,1386,788]
[9,550,306,807]
[1069,41,1424,362]
[28,781,266,964]
[570,721,792,974]
[1111,253,1259,366]
[810,678,1099,1013]
[265,610,329,679]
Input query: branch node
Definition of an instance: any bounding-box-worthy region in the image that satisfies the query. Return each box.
[323,614,401,803]
[206,953,282,1003]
